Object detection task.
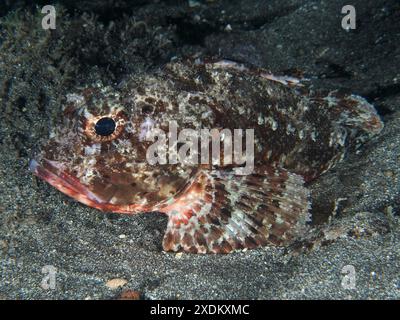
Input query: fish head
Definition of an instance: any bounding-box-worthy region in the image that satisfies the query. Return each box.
[30,85,190,213]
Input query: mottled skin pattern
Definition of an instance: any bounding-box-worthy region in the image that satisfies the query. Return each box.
[30,59,383,253]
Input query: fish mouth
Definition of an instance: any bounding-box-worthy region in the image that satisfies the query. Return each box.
[29,158,151,214]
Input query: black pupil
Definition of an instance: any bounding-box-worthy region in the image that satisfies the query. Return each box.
[95,117,116,136]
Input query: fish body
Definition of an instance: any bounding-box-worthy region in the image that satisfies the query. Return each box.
[30,59,383,253]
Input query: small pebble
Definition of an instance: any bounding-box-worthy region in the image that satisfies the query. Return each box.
[175,252,183,259]
[225,24,232,32]
[384,170,394,178]
[106,278,128,289]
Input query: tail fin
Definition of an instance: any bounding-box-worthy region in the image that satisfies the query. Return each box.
[336,94,383,146]
[312,92,384,146]
[159,166,310,253]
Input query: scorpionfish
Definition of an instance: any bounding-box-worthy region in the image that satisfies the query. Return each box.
[30,59,383,253]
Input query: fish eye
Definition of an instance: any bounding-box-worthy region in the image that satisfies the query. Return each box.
[95,117,116,136]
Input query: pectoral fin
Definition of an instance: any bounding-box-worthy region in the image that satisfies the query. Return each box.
[159,166,311,253]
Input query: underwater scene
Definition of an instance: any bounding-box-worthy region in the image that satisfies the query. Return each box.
[0,0,399,301]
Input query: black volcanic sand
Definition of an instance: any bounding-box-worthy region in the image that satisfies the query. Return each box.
[0,0,399,299]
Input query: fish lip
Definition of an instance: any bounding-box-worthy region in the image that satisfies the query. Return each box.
[29,158,105,207]
[29,158,149,213]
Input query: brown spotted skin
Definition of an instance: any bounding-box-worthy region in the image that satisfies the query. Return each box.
[30,59,383,253]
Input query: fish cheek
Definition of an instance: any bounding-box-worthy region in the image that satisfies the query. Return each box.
[157,179,181,199]
[88,170,142,205]
[41,137,77,162]
[41,142,58,161]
